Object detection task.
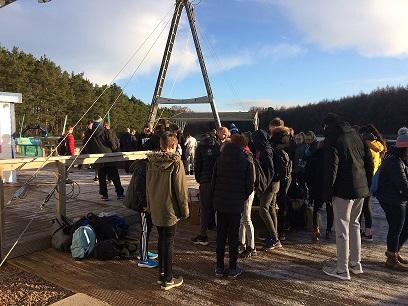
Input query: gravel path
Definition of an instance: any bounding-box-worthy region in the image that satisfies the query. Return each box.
[0,264,72,306]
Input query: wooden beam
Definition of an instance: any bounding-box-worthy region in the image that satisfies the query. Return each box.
[0,151,150,171]
[156,96,211,104]
[55,162,66,222]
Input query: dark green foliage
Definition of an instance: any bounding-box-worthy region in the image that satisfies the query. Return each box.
[258,87,408,137]
[0,46,174,137]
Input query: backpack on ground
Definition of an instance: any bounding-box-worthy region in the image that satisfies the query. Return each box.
[57,136,67,156]
[254,158,269,193]
[71,225,97,260]
[104,215,129,238]
[93,239,136,260]
[50,215,73,252]
[87,213,119,241]
[273,148,292,181]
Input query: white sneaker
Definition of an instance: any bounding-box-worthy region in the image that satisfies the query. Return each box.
[323,266,351,281]
[350,262,363,275]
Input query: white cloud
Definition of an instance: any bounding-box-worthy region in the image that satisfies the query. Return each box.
[239,0,408,57]
[258,43,306,59]
[0,0,247,86]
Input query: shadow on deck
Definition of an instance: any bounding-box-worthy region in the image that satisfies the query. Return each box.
[3,170,408,305]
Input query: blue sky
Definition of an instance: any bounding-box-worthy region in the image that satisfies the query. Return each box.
[1,0,408,111]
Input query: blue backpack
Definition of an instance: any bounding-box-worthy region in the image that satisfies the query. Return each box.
[71,225,97,260]
[370,166,382,197]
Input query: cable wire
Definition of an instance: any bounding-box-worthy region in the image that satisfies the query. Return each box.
[6,4,176,206]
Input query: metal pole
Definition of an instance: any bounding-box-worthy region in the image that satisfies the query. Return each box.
[184,0,221,128]
[107,112,111,126]
[62,115,68,135]
[0,170,4,261]
[147,1,184,127]
[19,114,25,139]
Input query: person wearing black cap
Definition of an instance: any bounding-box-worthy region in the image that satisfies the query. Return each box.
[86,115,125,201]
[321,113,373,280]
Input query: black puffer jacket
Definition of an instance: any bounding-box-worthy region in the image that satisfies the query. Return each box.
[377,148,408,204]
[194,135,220,184]
[86,123,120,154]
[212,143,254,214]
[252,130,274,187]
[305,144,325,201]
[124,159,148,212]
[322,122,374,200]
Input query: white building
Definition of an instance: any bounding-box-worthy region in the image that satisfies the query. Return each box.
[0,92,22,183]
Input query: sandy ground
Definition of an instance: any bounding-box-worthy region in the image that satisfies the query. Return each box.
[0,264,72,306]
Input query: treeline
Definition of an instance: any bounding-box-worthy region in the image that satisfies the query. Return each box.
[257,87,408,137]
[0,46,174,137]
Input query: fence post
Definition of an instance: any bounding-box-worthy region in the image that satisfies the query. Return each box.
[55,161,66,222]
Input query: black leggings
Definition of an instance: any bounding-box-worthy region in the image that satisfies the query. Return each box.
[216,212,241,270]
[360,196,372,229]
[381,202,408,253]
[312,200,334,232]
[157,225,176,282]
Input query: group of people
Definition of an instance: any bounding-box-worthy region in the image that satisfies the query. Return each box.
[62,112,408,290]
[165,114,408,288]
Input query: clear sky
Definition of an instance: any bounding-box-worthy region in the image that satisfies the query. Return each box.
[1,0,408,111]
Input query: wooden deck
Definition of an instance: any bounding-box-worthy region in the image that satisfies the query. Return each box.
[2,170,407,305]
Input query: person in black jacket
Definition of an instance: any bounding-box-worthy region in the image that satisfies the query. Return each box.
[120,128,137,173]
[136,124,153,151]
[377,128,408,271]
[252,129,282,251]
[270,126,292,241]
[321,113,374,281]
[191,133,220,245]
[86,116,124,201]
[305,140,334,242]
[212,143,254,278]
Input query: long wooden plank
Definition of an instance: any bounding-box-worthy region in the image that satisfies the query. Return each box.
[0,151,150,171]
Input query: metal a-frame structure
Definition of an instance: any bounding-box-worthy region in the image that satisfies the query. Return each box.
[147,0,221,128]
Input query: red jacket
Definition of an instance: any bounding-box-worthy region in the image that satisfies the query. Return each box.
[66,133,75,156]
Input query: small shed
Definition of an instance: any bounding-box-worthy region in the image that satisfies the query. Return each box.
[0,92,22,183]
[169,111,259,136]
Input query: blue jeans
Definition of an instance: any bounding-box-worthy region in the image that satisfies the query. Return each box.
[380,202,408,252]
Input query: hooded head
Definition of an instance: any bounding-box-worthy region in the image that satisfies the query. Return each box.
[252,129,270,151]
[270,126,291,145]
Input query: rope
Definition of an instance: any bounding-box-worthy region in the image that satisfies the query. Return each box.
[41,8,175,207]
[6,4,176,206]
[0,3,177,267]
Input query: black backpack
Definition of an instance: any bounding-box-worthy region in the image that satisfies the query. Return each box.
[87,213,119,241]
[254,159,269,193]
[272,148,292,181]
[57,136,67,156]
[93,239,136,260]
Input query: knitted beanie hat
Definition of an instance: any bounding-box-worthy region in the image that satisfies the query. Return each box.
[396,127,408,148]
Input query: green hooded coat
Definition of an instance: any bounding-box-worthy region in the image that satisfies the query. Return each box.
[146,152,189,227]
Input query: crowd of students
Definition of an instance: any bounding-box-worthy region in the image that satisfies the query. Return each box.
[63,113,408,290]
